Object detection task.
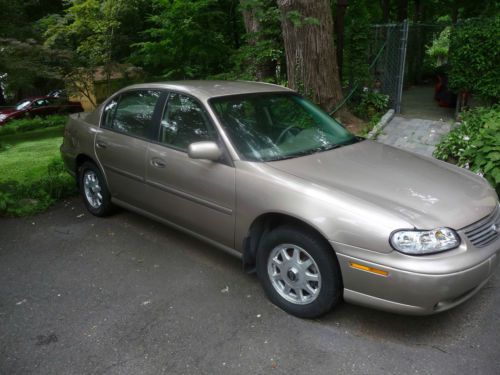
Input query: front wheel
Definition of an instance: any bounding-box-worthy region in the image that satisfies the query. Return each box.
[256,225,342,318]
[78,161,113,217]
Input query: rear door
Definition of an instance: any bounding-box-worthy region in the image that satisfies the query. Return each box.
[145,92,236,247]
[95,89,163,208]
[29,98,51,117]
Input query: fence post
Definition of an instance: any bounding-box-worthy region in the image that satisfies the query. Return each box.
[395,19,409,114]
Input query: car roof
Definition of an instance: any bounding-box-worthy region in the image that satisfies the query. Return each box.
[117,80,294,101]
[19,96,51,102]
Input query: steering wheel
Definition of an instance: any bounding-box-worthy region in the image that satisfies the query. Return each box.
[275,125,301,144]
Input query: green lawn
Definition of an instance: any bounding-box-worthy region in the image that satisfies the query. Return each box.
[0,119,77,217]
[0,127,64,183]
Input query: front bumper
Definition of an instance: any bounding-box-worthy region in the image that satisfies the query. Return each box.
[333,238,500,315]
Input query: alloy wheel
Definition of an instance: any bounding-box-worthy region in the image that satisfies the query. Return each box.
[83,170,103,209]
[267,244,322,305]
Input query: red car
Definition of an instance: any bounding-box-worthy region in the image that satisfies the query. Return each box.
[0,96,83,125]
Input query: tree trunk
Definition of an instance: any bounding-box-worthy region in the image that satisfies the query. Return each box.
[0,85,5,106]
[276,0,354,122]
[406,0,422,84]
[335,0,348,81]
[240,1,276,81]
[229,0,241,48]
[380,0,390,23]
[451,3,459,24]
[396,0,408,22]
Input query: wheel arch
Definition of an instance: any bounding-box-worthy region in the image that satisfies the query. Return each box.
[75,153,97,177]
[242,212,336,273]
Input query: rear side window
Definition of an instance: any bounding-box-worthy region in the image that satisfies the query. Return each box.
[101,90,161,139]
[33,99,49,108]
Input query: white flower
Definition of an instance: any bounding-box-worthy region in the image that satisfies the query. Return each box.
[463,136,470,141]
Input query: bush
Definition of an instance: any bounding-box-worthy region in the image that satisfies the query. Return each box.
[0,157,77,217]
[425,26,451,68]
[449,17,500,103]
[0,115,67,137]
[434,105,500,193]
[353,90,389,119]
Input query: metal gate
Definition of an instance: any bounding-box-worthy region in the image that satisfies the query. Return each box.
[370,20,409,113]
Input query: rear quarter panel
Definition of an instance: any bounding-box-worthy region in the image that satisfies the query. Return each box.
[61,112,100,176]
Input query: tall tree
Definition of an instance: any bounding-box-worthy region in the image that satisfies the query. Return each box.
[132,0,236,79]
[335,0,349,80]
[380,0,390,23]
[0,0,66,101]
[396,0,408,21]
[239,0,281,81]
[276,0,353,122]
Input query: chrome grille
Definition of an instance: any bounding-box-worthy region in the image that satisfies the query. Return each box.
[463,206,500,248]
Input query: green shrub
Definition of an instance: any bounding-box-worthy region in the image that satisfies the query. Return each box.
[434,105,500,193]
[0,115,67,137]
[425,26,451,68]
[353,90,389,119]
[449,17,500,103]
[0,157,77,217]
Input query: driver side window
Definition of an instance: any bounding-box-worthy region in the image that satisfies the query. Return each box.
[159,93,216,151]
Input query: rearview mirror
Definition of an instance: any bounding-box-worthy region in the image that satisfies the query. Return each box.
[188,141,222,161]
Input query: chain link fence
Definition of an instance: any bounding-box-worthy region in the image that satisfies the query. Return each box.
[369,21,408,113]
[331,21,408,116]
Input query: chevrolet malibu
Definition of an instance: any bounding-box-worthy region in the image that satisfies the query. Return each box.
[60,81,500,318]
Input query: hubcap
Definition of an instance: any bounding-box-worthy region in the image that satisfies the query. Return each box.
[267,244,321,305]
[83,170,103,209]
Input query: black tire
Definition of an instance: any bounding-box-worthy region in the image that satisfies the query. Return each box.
[256,225,342,319]
[78,161,114,217]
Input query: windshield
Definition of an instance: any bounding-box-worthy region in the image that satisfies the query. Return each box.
[210,93,358,162]
[16,100,32,111]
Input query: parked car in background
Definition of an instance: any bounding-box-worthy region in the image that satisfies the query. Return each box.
[61,81,500,318]
[0,96,83,125]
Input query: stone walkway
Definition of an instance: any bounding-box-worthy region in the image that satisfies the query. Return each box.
[375,116,453,157]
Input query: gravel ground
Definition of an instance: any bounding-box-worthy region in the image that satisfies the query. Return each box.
[1,197,499,374]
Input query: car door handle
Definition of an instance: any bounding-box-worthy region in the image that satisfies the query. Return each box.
[96,141,107,149]
[151,158,166,168]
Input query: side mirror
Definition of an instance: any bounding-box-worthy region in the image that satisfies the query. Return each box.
[187,141,222,161]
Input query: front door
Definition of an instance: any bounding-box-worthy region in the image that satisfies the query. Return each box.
[95,89,163,208]
[145,92,236,247]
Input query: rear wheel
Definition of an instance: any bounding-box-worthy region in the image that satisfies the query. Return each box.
[78,161,113,217]
[256,225,342,318]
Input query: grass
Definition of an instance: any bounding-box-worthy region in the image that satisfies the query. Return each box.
[0,116,77,217]
[0,128,64,183]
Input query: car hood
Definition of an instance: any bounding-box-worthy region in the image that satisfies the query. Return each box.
[266,140,497,229]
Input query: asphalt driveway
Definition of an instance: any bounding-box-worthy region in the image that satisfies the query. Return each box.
[1,197,499,374]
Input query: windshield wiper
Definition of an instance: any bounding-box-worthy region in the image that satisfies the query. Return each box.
[269,144,341,161]
[268,138,361,162]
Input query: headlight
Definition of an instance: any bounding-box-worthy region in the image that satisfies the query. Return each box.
[390,227,460,255]
[0,114,7,121]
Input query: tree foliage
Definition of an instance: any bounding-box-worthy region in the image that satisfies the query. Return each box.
[132,0,237,79]
[1,0,499,111]
[0,38,71,99]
